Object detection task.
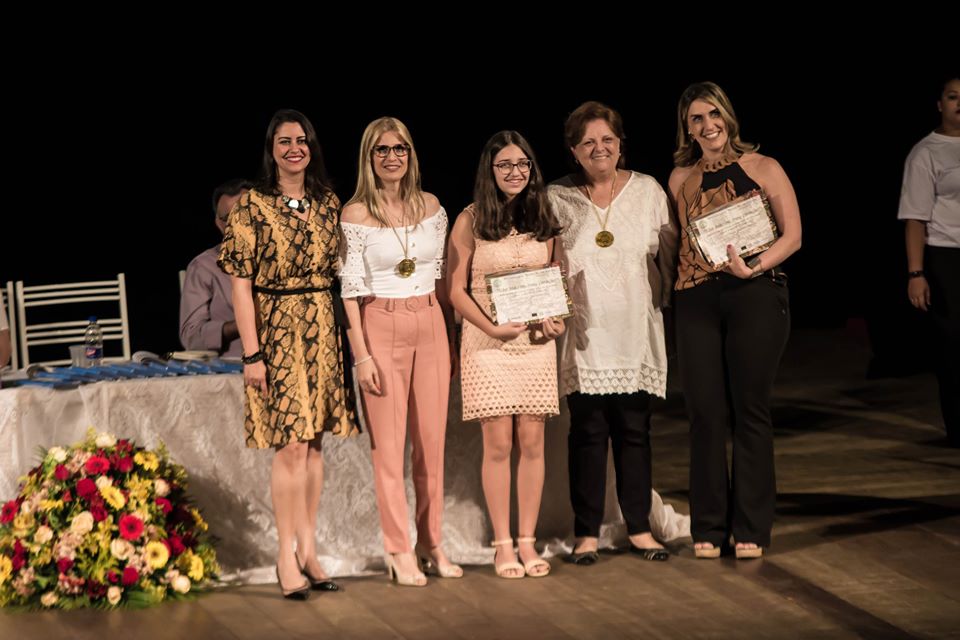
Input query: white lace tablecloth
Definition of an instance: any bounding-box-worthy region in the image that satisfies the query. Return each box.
[0,376,688,583]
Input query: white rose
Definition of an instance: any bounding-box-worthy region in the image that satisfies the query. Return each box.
[153,479,170,497]
[34,525,53,545]
[110,539,134,561]
[69,511,94,536]
[95,476,114,489]
[171,575,191,594]
[107,586,122,606]
[95,432,117,448]
[48,447,68,463]
[40,591,58,607]
[19,500,35,515]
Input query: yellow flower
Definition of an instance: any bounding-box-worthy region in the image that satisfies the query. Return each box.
[134,452,159,472]
[191,508,208,532]
[99,485,126,510]
[0,556,12,585]
[144,541,170,569]
[39,500,64,513]
[12,512,35,538]
[188,554,204,581]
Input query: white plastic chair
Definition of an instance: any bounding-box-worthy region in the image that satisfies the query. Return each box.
[15,274,131,366]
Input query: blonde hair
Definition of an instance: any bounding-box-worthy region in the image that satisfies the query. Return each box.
[673,82,758,167]
[347,117,425,225]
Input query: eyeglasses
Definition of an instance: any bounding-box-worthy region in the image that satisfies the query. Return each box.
[492,159,532,175]
[373,144,410,158]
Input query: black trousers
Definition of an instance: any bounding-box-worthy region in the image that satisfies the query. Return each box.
[567,391,654,538]
[926,246,960,446]
[675,274,790,547]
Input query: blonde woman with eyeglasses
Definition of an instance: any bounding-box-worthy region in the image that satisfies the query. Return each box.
[339,117,460,586]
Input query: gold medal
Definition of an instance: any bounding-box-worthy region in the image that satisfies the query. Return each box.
[595,230,615,247]
[386,205,416,279]
[397,258,416,278]
[584,173,618,250]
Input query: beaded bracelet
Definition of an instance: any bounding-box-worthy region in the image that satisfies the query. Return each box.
[353,355,373,367]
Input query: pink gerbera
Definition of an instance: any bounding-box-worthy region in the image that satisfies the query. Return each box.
[118,514,144,541]
[0,500,18,524]
[84,456,111,475]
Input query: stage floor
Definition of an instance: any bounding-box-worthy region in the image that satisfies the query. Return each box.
[3,328,958,639]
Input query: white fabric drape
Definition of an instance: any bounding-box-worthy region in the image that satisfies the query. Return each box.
[0,375,688,584]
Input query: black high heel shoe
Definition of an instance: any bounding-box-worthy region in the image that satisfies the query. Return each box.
[296,556,341,592]
[275,566,310,600]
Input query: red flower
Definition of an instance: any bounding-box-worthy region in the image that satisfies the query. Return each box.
[116,439,132,453]
[122,566,139,586]
[62,489,73,502]
[84,456,110,475]
[86,580,107,599]
[0,500,18,524]
[11,554,25,571]
[57,557,74,574]
[114,456,134,473]
[155,497,172,515]
[167,534,186,556]
[54,464,71,481]
[91,505,108,522]
[13,539,25,557]
[107,569,119,584]
[118,514,144,541]
[76,478,97,499]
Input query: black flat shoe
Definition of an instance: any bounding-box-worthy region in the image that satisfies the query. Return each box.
[276,566,310,600]
[564,550,599,565]
[630,546,670,561]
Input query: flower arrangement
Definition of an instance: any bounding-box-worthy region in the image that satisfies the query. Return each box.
[0,429,218,609]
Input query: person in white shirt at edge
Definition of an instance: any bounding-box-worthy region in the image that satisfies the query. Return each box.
[899,76,960,447]
[339,117,461,586]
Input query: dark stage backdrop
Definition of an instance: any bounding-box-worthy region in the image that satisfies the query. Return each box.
[2,60,953,374]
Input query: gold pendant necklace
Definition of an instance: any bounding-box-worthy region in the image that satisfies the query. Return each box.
[584,173,617,248]
[387,207,416,278]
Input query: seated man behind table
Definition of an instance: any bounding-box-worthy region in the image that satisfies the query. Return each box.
[179,178,252,357]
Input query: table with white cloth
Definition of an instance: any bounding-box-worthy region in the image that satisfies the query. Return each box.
[0,375,689,583]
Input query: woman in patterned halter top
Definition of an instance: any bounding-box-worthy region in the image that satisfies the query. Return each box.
[668,82,802,560]
[448,130,564,579]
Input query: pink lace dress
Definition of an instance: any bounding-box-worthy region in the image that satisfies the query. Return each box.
[460,207,559,421]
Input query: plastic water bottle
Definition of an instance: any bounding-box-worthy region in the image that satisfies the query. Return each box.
[84,316,104,367]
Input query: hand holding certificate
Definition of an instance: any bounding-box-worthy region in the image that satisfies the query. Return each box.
[686,191,779,268]
[485,265,573,325]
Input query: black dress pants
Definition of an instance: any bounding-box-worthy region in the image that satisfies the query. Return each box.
[568,390,654,538]
[675,273,790,547]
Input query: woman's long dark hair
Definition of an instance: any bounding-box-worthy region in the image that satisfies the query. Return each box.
[256,109,333,199]
[473,130,561,242]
